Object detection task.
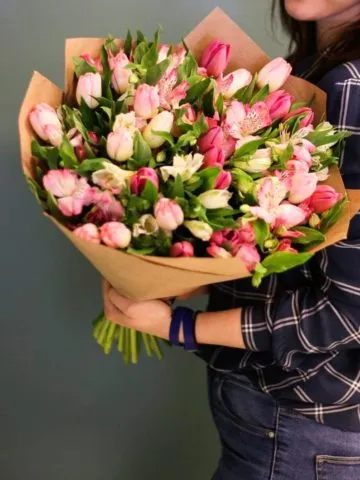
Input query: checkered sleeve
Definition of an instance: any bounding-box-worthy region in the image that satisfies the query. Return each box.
[242,64,360,369]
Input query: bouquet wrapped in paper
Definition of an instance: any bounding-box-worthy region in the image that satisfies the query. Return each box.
[19,8,360,363]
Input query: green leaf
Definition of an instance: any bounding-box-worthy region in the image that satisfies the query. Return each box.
[250,85,270,105]
[151,130,175,147]
[46,192,68,223]
[141,42,158,69]
[101,106,113,122]
[291,226,325,246]
[104,36,117,54]
[59,135,78,168]
[115,98,127,115]
[124,30,133,57]
[167,174,185,199]
[251,263,268,287]
[196,167,221,190]
[177,53,198,80]
[79,98,96,130]
[193,114,209,138]
[133,131,152,166]
[320,198,345,233]
[176,131,196,149]
[145,58,170,85]
[203,88,215,117]
[261,251,313,275]
[133,41,149,65]
[141,180,158,204]
[153,27,161,47]
[216,93,224,117]
[96,96,114,108]
[136,30,146,44]
[253,219,270,252]
[73,57,97,77]
[277,143,294,167]
[127,247,155,256]
[100,46,113,100]
[207,208,238,218]
[26,177,47,208]
[233,139,266,159]
[208,217,238,230]
[31,139,59,169]
[75,158,109,175]
[234,74,257,103]
[182,77,211,105]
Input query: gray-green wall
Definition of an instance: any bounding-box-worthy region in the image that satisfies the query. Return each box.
[0,1,287,479]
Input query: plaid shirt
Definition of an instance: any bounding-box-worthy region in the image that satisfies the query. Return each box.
[198,59,360,432]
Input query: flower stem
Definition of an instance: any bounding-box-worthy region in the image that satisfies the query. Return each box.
[97,320,110,346]
[142,333,152,357]
[118,326,125,353]
[149,335,163,360]
[124,328,130,364]
[104,321,116,354]
[130,329,138,364]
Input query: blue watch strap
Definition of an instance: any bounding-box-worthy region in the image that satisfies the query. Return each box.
[183,309,199,351]
[169,307,184,346]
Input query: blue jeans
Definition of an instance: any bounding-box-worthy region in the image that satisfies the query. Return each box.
[208,368,360,480]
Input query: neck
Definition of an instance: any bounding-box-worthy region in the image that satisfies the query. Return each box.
[317,3,360,51]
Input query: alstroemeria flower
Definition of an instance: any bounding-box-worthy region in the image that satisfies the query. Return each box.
[80,53,103,73]
[249,176,307,229]
[224,101,272,139]
[92,162,134,194]
[43,169,94,217]
[235,244,261,272]
[288,172,318,204]
[160,153,204,182]
[113,112,138,133]
[157,68,189,109]
[133,214,159,238]
[86,191,124,224]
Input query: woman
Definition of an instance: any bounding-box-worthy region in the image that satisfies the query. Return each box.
[103,1,360,478]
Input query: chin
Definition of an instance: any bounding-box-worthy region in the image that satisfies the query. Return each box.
[284,0,329,21]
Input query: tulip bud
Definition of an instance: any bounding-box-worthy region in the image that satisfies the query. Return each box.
[308,185,342,214]
[184,220,213,241]
[154,198,184,231]
[88,131,100,145]
[309,213,321,228]
[199,40,231,78]
[130,167,159,195]
[203,146,225,168]
[218,68,252,99]
[207,243,232,259]
[75,144,88,161]
[234,148,272,173]
[288,173,318,204]
[29,103,63,147]
[198,190,232,209]
[143,111,174,148]
[215,171,232,190]
[170,241,194,257]
[73,223,100,244]
[106,129,134,162]
[283,107,314,129]
[257,57,292,92]
[265,90,293,120]
[235,244,261,272]
[198,127,224,154]
[134,84,160,119]
[112,64,131,94]
[100,222,132,249]
[76,72,102,109]
[264,238,279,250]
[156,150,167,163]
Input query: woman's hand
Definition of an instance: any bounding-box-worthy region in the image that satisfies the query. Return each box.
[103,279,172,339]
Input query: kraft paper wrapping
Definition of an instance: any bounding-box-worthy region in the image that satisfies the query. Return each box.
[19,8,360,300]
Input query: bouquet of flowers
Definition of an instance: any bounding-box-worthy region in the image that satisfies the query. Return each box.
[19,8,358,363]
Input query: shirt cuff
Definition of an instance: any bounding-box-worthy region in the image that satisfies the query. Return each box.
[241,305,272,352]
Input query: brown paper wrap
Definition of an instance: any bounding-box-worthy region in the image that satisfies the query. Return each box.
[19,8,360,300]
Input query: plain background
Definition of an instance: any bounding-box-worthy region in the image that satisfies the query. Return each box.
[0,1,288,479]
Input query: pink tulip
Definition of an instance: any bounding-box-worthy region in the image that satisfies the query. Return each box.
[199,40,231,78]
[134,84,160,119]
[265,90,293,120]
[276,239,298,254]
[76,72,102,109]
[205,115,220,129]
[80,53,103,73]
[170,241,194,257]
[43,169,94,217]
[100,222,131,249]
[182,105,197,125]
[88,131,100,145]
[235,244,261,272]
[86,191,124,223]
[130,167,159,195]
[203,146,225,168]
[283,107,314,128]
[207,243,232,259]
[222,135,237,159]
[218,68,252,98]
[198,127,224,153]
[215,170,232,189]
[238,223,256,244]
[257,57,292,92]
[107,128,134,162]
[210,227,254,256]
[112,64,131,94]
[75,144,88,162]
[108,50,129,70]
[288,173,318,204]
[308,185,342,214]
[73,223,100,244]
[154,198,184,231]
[29,103,63,147]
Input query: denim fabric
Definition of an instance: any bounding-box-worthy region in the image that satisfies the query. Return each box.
[208,368,360,480]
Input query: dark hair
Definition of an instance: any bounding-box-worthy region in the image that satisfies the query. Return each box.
[273,0,360,81]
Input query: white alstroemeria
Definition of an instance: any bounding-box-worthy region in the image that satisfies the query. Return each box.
[314,167,329,181]
[234,148,272,173]
[184,220,213,241]
[160,153,204,182]
[133,214,159,238]
[198,190,232,209]
[92,162,134,193]
[291,126,314,140]
[113,111,137,133]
